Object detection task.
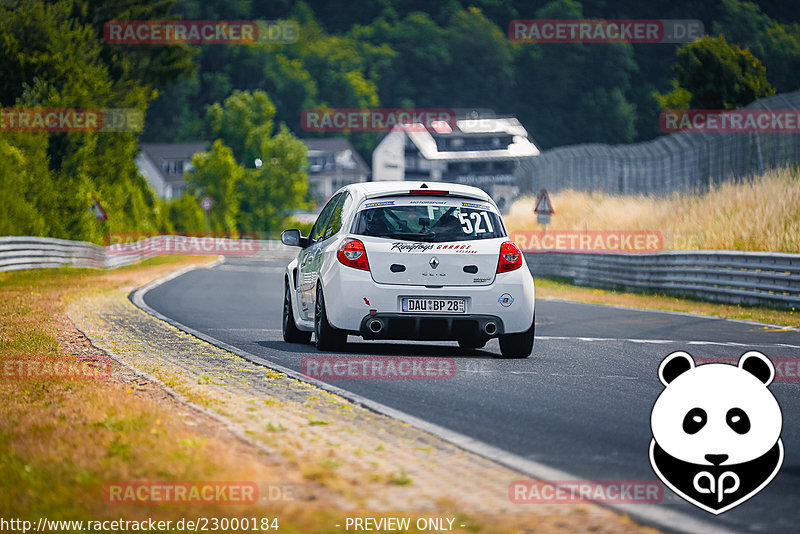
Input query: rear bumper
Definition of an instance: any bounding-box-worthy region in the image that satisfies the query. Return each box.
[321,259,535,334]
[358,313,503,340]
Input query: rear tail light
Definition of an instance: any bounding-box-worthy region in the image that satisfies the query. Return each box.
[497,241,523,273]
[409,189,449,195]
[337,238,370,271]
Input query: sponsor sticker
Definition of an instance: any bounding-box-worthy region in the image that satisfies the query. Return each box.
[364,201,396,208]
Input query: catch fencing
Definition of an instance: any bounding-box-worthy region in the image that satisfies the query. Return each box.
[516,89,800,195]
[526,250,800,309]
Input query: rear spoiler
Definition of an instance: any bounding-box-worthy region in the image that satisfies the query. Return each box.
[364,189,490,202]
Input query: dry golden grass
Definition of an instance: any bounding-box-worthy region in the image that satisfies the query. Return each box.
[505,166,800,252]
[0,260,320,526]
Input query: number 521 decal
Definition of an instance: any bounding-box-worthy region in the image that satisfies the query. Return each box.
[458,211,494,234]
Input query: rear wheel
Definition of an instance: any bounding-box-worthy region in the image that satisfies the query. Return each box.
[497,314,535,359]
[314,285,347,351]
[283,283,311,343]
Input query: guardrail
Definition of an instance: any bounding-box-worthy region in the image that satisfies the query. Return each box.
[0,236,296,273]
[526,250,800,309]
[3,237,797,309]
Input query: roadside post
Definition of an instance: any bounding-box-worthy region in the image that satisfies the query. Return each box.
[201,196,214,233]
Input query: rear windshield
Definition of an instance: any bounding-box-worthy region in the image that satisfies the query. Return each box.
[351,198,506,242]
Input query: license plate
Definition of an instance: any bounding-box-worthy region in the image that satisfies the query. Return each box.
[401,298,465,314]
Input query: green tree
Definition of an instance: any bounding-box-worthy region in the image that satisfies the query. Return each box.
[652,80,691,111]
[655,35,775,110]
[712,0,800,93]
[351,13,449,108]
[0,136,48,236]
[0,0,193,242]
[512,0,637,147]
[186,140,243,232]
[207,90,277,166]
[166,193,205,233]
[443,7,515,108]
[238,125,309,234]
[192,90,310,234]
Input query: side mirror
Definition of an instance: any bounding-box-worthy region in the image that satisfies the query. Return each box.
[281,229,308,248]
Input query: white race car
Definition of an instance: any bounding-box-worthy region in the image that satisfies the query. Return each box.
[281,181,535,358]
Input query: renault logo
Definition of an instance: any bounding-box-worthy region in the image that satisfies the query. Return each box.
[429,256,439,269]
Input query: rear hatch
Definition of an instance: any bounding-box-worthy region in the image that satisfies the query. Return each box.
[351,194,507,286]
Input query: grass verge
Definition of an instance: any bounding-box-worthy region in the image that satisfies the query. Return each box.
[0,258,661,534]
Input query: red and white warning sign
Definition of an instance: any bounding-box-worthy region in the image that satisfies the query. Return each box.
[90,197,107,220]
[534,189,553,225]
[534,189,554,215]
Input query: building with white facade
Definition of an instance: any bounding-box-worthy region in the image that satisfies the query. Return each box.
[371,116,539,211]
[136,142,208,199]
[303,138,370,207]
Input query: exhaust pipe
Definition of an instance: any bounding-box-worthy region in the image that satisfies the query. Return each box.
[483,321,497,336]
[368,318,384,334]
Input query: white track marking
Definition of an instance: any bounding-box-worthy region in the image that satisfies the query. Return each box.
[535,335,800,349]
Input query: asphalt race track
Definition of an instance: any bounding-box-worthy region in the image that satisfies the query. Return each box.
[140,257,800,534]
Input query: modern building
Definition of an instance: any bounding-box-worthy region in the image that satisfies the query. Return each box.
[371,116,539,211]
[303,138,370,207]
[136,142,208,199]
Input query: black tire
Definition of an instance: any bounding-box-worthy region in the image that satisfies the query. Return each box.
[497,314,535,359]
[314,285,347,351]
[458,338,487,350]
[283,283,312,343]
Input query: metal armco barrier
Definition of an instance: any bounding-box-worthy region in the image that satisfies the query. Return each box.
[3,237,797,309]
[526,250,800,309]
[0,236,295,272]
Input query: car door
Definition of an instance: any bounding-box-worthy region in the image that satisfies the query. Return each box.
[305,192,351,319]
[298,193,341,321]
